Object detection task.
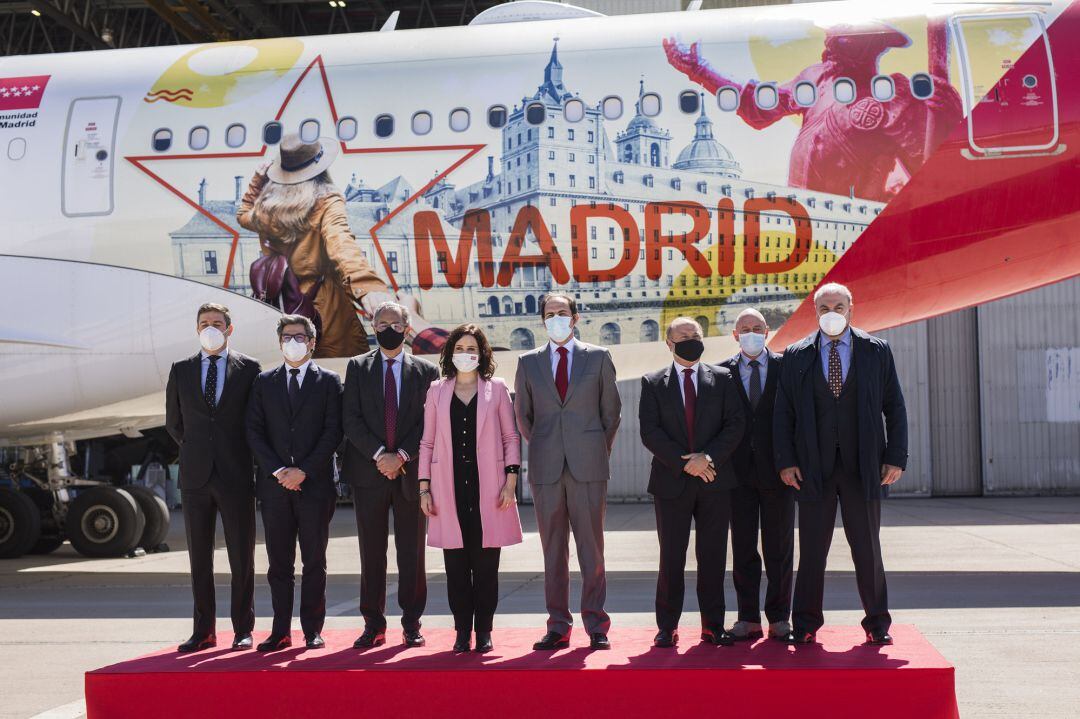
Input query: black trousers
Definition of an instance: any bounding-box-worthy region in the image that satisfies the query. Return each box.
[180,469,256,637]
[353,481,427,631]
[730,483,796,624]
[792,450,891,634]
[260,487,336,638]
[653,481,730,632]
[443,518,501,632]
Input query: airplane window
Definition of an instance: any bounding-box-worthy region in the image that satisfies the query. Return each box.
[299,119,320,142]
[716,87,739,112]
[833,78,856,104]
[337,116,358,141]
[872,75,895,102]
[188,126,210,151]
[678,91,699,114]
[564,99,585,123]
[602,96,623,120]
[526,102,546,125]
[262,122,283,145]
[225,124,246,148]
[487,105,508,128]
[374,114,394,138]
[794,81,816,107]
[450,108,470,132]
[152,128,173,152]
[412,111,432,135]
[641,92,661,117]
[911,73,934,100]
[7,137,26,161]
[755,84,779,110]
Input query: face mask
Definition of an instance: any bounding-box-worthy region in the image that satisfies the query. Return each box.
[452,353,480,373]
[819,311,848,337]
[673,338,705,363]
[544,316,573,343]
[376,326,405,351]
[738,332,766,357]
[199,326,226,353]
[282,339,309,363]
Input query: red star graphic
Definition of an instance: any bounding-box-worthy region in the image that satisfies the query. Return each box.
[126,55,485,292]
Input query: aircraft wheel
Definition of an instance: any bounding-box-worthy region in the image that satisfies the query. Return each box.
[0,488,42,559]
[68,487,145,558]
[29,535,65,555]
[123,485,170,549]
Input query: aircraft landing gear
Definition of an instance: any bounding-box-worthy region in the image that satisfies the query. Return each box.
[2,433,170,559]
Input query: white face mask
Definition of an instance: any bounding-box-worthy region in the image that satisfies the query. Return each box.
[819,311,848,337]
[452,352,480,373]
[738,331,767,357]
[199,326,226,353]
[544,315,573,343]
[281,338,309,363]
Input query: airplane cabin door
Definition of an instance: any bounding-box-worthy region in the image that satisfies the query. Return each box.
[951,12,1061,157]
[62,96,121,216]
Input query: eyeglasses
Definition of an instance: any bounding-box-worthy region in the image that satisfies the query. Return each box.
[281,333,310,343]
[374,322,406,332]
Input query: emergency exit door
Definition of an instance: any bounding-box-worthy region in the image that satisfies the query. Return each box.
[62,96,121,216]
[952,12,1061,156]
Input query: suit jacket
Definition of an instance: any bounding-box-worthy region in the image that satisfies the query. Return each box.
[245,362,343,501]
[513,340,621,484]
[341,349,440,500]
[418,377,523,550]
[773,327,908,502]
[165,350,261,490]
[638,362,746,499]
[719,351,784,491]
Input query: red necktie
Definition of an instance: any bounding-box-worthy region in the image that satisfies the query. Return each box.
[683,367,696,451]
[384,358,398,450]
[555,346,569,401]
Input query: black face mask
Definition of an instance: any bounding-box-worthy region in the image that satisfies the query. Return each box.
[376,326,405,351]
[673,338,704,363]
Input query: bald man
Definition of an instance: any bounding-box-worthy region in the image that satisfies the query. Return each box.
[719,308,793,642]
[639,317,745,648]
[774,283,908,646]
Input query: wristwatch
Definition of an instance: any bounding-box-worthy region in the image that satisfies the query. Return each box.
[704,453,714,466]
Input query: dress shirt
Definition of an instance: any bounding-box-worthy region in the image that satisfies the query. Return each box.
[547,337,578,379]
[672,361,700,406]
[817,327,852,383]
[200,348,229,405]
[375,350,409,463]
[738,350,768,398]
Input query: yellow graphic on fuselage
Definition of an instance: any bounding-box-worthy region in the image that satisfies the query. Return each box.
[145,39,304,108]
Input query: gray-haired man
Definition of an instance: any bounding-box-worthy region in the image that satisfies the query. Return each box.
[341,301,440,648]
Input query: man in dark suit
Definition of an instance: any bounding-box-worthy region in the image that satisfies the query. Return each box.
[342,301,439,648]
[720,308,794,642]
[246,314,343,651]
[774,283,908,646]
[639,317,745,648]
[165,302,261,653]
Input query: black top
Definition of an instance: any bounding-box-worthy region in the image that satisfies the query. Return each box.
[450,392,480,538]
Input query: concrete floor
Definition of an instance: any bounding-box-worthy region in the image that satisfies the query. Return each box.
[2,496,1079,718]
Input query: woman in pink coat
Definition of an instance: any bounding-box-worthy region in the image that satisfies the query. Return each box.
[418,324,523,654]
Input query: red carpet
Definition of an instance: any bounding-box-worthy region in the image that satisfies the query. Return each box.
[85,625,958,718]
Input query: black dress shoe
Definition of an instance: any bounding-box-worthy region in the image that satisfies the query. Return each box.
[474,631,493,653]
[653,629,678,648]
[782,629,817,645]
[305,634,325,649]
[403,629,426,647]
[257,634,292,652]
[589,633,611,650]
[453,630,471,653]
[700,627,735,647]
[533,631,571,650]
[178,634,216,653]
[865,630,893,646]
[353,627,386,649]
[231,633,253,650]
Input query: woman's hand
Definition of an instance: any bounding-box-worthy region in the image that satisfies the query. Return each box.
[498,475,518,510]
[420,492,436,517]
